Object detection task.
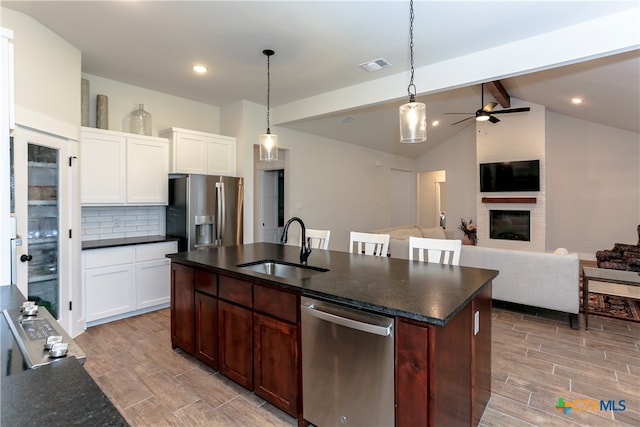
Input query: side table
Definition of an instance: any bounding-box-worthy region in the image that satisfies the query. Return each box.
[582,266,640,329]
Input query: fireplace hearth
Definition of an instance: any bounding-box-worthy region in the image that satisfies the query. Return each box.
[490,210,531,242]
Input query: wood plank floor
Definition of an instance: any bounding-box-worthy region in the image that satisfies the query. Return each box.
[74,304,639,426]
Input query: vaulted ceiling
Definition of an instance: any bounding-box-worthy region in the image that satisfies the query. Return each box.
[3,1,639,158]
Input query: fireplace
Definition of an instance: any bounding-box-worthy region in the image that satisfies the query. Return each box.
[490,210,530,242]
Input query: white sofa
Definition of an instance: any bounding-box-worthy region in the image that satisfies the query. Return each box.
[372,225,580,319]
[459,246,580,316]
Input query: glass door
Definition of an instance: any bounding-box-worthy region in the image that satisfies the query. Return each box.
[27,143,60,317]
[13,126,71,332]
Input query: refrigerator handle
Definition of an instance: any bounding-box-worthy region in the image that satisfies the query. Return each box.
[216,181,225,245]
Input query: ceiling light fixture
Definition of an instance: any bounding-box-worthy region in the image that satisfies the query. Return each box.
[399,0,426,143]
[259,49,278,162]
[571,97,583,104]
[475,110,491,122]
[192,65,207,73]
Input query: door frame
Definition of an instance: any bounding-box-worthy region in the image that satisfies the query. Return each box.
[13,124,81,336]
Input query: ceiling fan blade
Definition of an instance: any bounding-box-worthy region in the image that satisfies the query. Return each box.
[451,116,474,125]
[489,115,500,124]
[482,102,498,112]
[490,107,531,115]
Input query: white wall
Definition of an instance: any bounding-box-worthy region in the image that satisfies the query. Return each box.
[546,112,640,257]
[476,99,546,252]
[417,124,477,239]
[418,102,640,257]
[417,170,445,228]
[2,7,80,139]
[82,73,221,138]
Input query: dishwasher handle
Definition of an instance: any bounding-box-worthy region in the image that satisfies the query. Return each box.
[302,302,392,337]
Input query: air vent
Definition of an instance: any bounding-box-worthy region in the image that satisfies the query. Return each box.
[359,58,391,72]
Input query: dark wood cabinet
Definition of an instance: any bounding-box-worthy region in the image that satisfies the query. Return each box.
[195,292,218,369]
[395,287,492,427]
[194,269,218,369]
[218,300,253,389]
[171,263,195,354]
[170,259,492,427]
[253,284,300,417]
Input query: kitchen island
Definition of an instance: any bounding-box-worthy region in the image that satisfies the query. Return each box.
[168,242,498,426]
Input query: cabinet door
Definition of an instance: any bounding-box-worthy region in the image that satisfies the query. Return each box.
[218,300,253,389]
[173,132,207,174]
[126,137,169,204]
[85,263,135,322]
[253,312,299,416]
[81,130,126,204]
[171,263,195,354]
[135,258,171,309]
[206,136,236,176]
[195,291,218,369]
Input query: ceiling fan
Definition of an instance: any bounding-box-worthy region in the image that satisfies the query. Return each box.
[446,83,531,125]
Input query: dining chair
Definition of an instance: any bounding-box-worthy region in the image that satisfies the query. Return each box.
[409,236,461,265]
[302,229,331,250]
[349,232,390,257]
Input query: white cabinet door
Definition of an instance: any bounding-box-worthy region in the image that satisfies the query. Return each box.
[81,130,126,204]
[173,132,207,174]
[126,137,169,204]
[84,246,135,322]
[207,135,236,176]
[134,241,176,309]
[162,128,236,176]
[85,263,135,322]
[135,258,171,309]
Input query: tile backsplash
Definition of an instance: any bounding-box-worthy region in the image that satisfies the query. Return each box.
[82,206,166,241]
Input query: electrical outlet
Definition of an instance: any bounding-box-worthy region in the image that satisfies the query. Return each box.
[296,201,303,209]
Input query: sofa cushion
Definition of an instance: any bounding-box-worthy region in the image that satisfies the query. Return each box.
[420,227,446,239]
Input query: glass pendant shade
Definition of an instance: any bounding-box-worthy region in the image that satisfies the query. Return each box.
[259,131,278,161]
[399,101,427,143]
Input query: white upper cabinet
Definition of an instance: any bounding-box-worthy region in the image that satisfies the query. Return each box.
[81,127,169,205]
[160,127,236,176]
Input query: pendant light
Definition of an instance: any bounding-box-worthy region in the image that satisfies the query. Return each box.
[260,49,278,161]
[399,0,426,143]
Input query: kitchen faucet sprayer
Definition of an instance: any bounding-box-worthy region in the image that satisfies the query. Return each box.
[281,217,312,265]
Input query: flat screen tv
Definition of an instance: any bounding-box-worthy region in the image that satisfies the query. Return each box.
[480,159,540,192]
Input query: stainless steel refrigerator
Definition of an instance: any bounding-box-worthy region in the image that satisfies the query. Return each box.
[166,174,243,252]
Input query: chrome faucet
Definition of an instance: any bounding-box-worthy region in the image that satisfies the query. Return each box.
[281,217,312,265]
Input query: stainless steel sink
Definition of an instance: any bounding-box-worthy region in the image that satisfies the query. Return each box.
[237,260,328,280]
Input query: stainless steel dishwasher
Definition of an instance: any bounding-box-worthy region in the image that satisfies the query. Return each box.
[301,297,394,426]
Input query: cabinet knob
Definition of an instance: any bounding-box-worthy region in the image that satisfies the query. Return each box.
[20,254,33,262]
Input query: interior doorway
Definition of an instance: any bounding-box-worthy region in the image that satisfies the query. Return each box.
[259,169,284,243]
[417,170,446,229]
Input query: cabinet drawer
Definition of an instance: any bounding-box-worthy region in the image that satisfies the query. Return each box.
[218,276,252,308]
[195,270,217,296]
[254,284,299,324]
[135,241,178,262]
[84,247,135,269]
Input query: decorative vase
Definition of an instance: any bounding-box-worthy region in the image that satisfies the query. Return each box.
[462,235,476,246]
[81,79,89,127]
[96,94,108,129]
[124,104,152,136]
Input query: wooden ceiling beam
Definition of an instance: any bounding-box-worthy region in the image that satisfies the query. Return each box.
[485,80,511,108]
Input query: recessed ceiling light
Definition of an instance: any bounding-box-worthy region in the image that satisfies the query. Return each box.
[192,65,208,74]
[571,97,583,104]
[341,115,357,124]
[431,120,440,127]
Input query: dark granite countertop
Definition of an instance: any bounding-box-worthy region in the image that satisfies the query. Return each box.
[0,285,128,426]
[168,243,498,325]
[82,234,178,250]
